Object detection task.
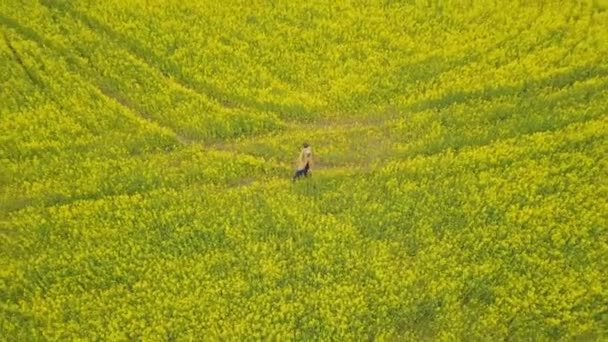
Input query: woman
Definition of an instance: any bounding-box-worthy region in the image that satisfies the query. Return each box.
[293,143,313,181]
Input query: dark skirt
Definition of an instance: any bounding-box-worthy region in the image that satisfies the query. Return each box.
[293,162,310,180]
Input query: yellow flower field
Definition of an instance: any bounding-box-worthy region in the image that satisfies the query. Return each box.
[1,0,607,340]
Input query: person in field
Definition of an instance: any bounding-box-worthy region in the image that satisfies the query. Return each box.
[293,143,313,181]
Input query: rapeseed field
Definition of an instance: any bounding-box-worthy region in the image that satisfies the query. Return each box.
[1,0,607,340]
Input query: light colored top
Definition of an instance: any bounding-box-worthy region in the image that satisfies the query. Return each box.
[297,146,313,169]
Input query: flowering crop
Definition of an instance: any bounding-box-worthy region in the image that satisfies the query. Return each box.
[1,0,607,340]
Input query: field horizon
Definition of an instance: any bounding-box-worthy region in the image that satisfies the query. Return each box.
[1,0,607,340]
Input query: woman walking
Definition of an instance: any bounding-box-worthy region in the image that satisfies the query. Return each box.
[293,143,313,181]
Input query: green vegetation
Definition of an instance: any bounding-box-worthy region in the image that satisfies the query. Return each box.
[1,0,607,339]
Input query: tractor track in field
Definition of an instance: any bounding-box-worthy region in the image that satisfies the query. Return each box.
[0,12,213,148]
[93,82,196,146]
[4,3,310,151]
[1,14,283,168]
[38,0,299,117]
[2,32,45,88]
[2,115,605,217]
